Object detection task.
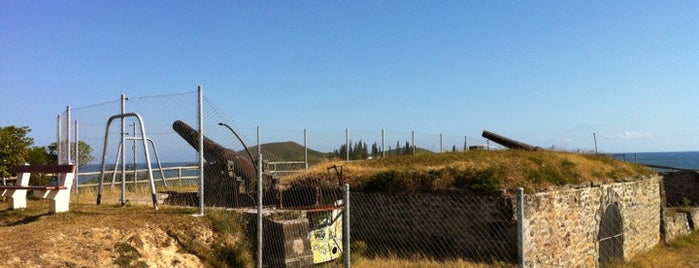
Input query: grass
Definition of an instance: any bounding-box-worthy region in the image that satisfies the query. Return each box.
[610,230,699,267]
[347,257,513,268]
[285,150,655,193]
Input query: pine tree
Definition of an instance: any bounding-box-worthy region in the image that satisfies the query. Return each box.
[362,141,368,159]
[339,144,347,160]
[371,142,379,157]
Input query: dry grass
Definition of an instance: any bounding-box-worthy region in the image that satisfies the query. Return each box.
[0,198,252,268]
[284,150,655,193]
[72,183,199,206]
[611,231,699,268]
[348,257,513,268]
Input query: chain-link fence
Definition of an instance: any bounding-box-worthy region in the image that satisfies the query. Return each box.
[51,89,674,268]
[56,89,502,208]
[351,191,519,264]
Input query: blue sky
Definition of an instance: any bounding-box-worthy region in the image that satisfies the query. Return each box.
[1,1,698,153]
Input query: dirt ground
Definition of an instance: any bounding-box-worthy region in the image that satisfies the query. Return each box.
[0,201,213,268]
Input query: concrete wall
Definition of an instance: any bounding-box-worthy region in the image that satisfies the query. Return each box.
[351,192,517,262]
[523,176,661,267]
[243,210,314,268]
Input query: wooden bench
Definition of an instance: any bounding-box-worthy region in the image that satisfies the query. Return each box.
[0,164,75,213]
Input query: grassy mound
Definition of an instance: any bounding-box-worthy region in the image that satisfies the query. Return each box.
[284,150,655,193]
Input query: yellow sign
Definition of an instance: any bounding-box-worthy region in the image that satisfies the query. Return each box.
[308,207,343,264]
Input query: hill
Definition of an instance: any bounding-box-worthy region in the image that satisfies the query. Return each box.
[245,141,329,165]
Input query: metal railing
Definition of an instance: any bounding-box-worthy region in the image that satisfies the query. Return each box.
[267,161,307,174]
[75,165,199,188]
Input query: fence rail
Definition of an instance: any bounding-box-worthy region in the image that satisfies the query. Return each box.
[267,161,306,174]
[76,165,199,188]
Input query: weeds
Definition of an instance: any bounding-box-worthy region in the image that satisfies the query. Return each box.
[205,209,253,268]
[114,242,147,268]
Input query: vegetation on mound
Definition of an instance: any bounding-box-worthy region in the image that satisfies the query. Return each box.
[285,150,655,193]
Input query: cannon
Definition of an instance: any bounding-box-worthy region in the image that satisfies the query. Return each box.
[173,120,274,207]
[481,130,542,151]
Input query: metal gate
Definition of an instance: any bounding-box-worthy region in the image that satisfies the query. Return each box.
[598,202,623,267]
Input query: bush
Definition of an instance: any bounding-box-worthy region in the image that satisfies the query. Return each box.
[453,166,502,192]
[364,170,404,193]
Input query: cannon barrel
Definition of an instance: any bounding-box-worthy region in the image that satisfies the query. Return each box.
[172,120,257,184]
[173,120,241,163]
[481,130,542,151]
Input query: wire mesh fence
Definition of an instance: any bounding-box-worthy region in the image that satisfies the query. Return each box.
[350,191,519,264]
[56,89,502,209]
[49,89,675,268]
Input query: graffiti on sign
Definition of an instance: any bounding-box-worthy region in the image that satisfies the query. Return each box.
[308,203,343,263]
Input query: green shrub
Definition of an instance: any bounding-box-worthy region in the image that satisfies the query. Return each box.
[364,170,404,193]
[114,242,147,268]
[453,166,502,191]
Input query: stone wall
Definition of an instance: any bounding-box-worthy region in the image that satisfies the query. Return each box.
[523,175,661,267]
[662,209,692,244]
[662,171,699,206]
[662,207,699,244]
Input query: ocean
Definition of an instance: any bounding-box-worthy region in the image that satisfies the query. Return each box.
[611,151,699,171]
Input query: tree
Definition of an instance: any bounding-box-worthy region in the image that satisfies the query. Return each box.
[49,141,95,165]
[27,146,53,165]
[371,142,379,158]
[0,126,34,178]
[403,141,411,155]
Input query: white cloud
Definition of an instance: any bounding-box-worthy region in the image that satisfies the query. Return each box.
[617,130,653,139]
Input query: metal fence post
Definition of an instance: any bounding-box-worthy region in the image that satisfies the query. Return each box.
[66,106,71,164]
[381,129,385,158]
[57,114,61,165]
[120,96,127,206]
[304,129,308,171]
[411,130,416,155]
[439,133,443,153]
[257,126,263,268]
[517,187,525,268]
[197,86,205,216]
[343,183,351,267]
[74,120,79,194]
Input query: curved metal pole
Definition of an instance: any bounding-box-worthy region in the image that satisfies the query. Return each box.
[146,138,167,187]
[97,112,158,210]
[111,143,123,186]
[97,116,113,205]
[218,122,258,173]
[134,113,158,210]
